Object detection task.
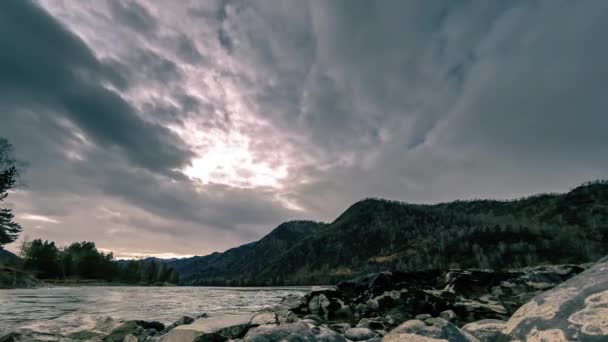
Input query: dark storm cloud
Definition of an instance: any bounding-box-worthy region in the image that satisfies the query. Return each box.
[0,0,192,175]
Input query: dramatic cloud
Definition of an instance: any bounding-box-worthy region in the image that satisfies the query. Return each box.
[1,0,606,257]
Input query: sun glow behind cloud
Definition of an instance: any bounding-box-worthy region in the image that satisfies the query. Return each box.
[174,124,288,189]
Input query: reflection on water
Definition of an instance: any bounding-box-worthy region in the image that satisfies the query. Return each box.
[0,286,311,334]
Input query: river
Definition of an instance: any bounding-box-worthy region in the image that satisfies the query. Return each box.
[0,286,312,334]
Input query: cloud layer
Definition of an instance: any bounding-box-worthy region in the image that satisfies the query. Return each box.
[1,0,607,257]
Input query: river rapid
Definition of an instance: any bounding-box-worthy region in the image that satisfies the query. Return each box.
[0,286,312,334]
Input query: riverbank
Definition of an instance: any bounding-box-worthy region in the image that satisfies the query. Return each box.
[4,256,607,341]
[0,265,42,289]
[0,266,178,289]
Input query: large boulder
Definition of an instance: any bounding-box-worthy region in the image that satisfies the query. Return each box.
[385,318,477,342]
[160,314,253,342]
[502,256,608,341]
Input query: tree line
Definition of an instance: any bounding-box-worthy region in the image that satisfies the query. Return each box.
[20,238,179,284]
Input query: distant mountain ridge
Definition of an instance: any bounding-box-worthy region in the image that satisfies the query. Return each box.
[170,180,608,285]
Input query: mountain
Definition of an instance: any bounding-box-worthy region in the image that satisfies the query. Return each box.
[0,248,18,264]
[169,220,326,285]
[172,180,608,285]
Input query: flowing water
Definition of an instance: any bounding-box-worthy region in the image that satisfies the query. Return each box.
[0,286,312,334]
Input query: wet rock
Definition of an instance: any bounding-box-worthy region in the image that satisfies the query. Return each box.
[244,322,345,342]
[344,327,378,341]
[387,318,477,342]
[103,321,145,342]
[163,316,196,334]
[460,319,506,342]
[160,314,252,342]
[414,314,431,320]
[503,256,608,341]
[66,330,106,340]
[251,312,277,326]
[136,320,165,332]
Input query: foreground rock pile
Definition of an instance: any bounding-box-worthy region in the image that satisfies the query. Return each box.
[3,257,607,341]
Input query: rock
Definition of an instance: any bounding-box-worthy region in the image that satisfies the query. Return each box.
[387,318,478,342]
[123,334,138,342]
[414,314,431,320]
[328,323,351,334]
[383,333,448,342]
[344,327,378,341]
[103,321,145,342]
[163,316,196,334]
[309,294,331,314]
[244,322,345,342]
[136,320,165,332]
[0,332,21,342]
[96,316,124,333]
[160,314,253,342]
[461,319,506,342]
[67,330,106,340]
[279,294,307,312]
[503,256,608,341]
[251,312,277,326]
[438,310,456,322]
[452,297,508,324]
[356,318,385,330]
[303,315,323,324]
[276,310,299,324]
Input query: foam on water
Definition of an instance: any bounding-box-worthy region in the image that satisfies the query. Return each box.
[0,286,311,334]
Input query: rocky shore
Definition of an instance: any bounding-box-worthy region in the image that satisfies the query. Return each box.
[3,256,607,342]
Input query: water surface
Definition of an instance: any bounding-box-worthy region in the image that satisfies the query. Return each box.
[0,286,311,334]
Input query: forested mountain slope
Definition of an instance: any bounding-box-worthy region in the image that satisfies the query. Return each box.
[172,181,608,285]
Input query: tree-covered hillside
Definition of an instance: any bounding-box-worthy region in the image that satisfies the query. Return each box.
[174,181,608,285]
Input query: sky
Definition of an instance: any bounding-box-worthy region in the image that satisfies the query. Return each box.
[1,0,607,258]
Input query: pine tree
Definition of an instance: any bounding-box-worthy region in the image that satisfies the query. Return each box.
[0,138,22,246]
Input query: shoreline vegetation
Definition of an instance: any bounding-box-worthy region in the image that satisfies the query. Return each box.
[0,240,179,289]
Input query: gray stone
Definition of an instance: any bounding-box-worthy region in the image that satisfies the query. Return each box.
[160,314,252,342]
[123,334,138,342]
[387,319,478,342]
[303,315,323,324]
[356,318,385,330]
[163,316,196,334]
[328,323,351,334]
[503,256,608,341]
[279,294,306,311]
[461,319,506,342]
[103,321,145,342]
[276,310,299,324]
[250,312,277,326]
[244,322,345,342]
[414,314,432,321]
[344,327,378,341]
[438,310,456,322]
